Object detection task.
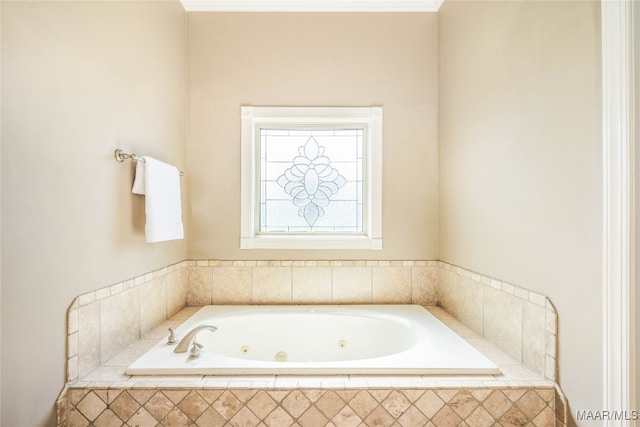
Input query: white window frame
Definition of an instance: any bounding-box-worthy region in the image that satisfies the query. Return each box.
[240,106,383,250]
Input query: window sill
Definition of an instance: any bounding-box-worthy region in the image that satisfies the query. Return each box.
[240,235,383,250]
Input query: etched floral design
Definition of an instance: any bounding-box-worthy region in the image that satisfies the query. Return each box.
[276,137,346,226]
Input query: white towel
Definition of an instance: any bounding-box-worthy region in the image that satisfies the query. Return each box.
[131,156,184,243]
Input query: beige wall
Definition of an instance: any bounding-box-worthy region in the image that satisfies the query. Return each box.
[438,0,602,421]
[1,2,186,426]
[187,12,439,260]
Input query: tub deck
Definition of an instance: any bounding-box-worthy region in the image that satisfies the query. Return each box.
[58,306,563,426]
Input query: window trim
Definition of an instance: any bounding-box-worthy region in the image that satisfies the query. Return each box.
[240,106,383,250]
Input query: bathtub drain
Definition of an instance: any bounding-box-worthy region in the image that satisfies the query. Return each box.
[275,351,288,362]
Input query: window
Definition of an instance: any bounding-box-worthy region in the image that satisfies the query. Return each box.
[240,106,382,249]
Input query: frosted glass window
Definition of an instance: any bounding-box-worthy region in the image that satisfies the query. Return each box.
[259,128,364,233]
[240,106,382,250]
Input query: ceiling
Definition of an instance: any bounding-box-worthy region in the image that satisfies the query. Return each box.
[180,0,444,12]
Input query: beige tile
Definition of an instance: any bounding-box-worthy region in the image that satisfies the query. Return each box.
[292,267,332,303]
[414,390,445,418]
[282,390,312,418]
[372,267,411,303]
[101,287,141,364]
[522,302,546,376]
[140,277,167,335]
[455,276,484,335]
[167,269,188,317]
[177,391,208,421]
[247,391,277,419]
[253,267,292,304]
[230,407,261,425]
[483,287,522,362]
[316,391,346,419]
[187,267,212,305]
[332,267,372,303]
[211,266,253,304]
[437,269,458,319]
[76,391,107,422]
[78,302,101,378]
[411,266,438,305]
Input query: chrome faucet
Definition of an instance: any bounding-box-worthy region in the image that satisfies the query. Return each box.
[173,324,218,354]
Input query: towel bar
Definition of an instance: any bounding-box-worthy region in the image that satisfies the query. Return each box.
[115,149,184,176]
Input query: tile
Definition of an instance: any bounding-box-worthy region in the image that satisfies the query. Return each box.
[364,406,394,427]
[281,390,311,418]
[499,406,528,427]
[292,267,332,303]
[144,392,174,421]
[196,407,226,426]
[522,302,546,376]
[533,406,555,427]
[166,269,188,317]
[381,391,411,418]
[127,407,158,427]
[68,408,90,427]
[431,406,462,427]
[332,405,362,427]
[348,391,379,419]
[110,391,140,422]
[212,390,242,420]
[187,267,213,305]
[162,407,191,426]
[78,303,101,378]
[411,266,438,305]
[212,267,253,304]
[414,390,445,418]
[483,287,523,362]
[455,276,484,335]
[372,267,412,303]
[247,391,277,419]
[68,308,79,334]
[332,267,372,303]
[298,406,329,426]
[253,267,292,304]
[230,406,261,426]
[316,391,346,419]
[93,409,122,427]
[76,391,107,422]
[483,390,511,419]
[264,407,294,426]
[448,390,478,419]
[466,406,495,427]
[436,269,457,314]
[397,406,428,427]
[177,391,209,421]
[100,287,141,364]
[140,277,167,335]
[515,390,546,420]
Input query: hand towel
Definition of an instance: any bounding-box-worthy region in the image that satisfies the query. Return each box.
[131,160,145,195]
[132,156,184,243]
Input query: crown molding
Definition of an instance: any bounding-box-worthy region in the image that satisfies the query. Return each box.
[180,0,444,12]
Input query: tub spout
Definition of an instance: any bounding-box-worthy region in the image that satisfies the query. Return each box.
[173,324,218,353]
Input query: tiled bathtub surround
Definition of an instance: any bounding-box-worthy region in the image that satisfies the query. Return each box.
[185,260,555,381]
[63,260,562,425]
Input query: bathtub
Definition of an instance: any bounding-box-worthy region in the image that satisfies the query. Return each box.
[126,305,499,375]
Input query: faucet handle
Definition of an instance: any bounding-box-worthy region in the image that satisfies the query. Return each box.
[189,341,204,359]
[167,327,178,345]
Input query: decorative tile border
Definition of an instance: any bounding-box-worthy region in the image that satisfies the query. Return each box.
[59,386,556,427]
